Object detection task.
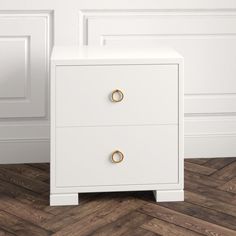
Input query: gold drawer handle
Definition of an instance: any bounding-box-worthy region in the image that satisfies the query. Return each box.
[111,150,124,163]
[111,89,124,103]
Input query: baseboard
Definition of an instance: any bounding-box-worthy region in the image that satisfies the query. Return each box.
[0,139,49,164]
[0,122,50,164]
[185,133,236,158]
[185,116,236,158]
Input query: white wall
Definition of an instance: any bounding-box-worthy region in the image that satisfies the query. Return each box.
[0,0,236,163]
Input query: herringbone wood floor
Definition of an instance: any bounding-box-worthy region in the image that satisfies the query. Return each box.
[0,158,236,236]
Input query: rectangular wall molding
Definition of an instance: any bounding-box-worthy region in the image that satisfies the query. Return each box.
[0,11,53,164]
[78,9,236,158]
[0,12,52,118]
[0,36,30,100]
[0,139,49,164]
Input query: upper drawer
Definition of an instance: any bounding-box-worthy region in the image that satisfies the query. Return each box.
[55,64,178,127]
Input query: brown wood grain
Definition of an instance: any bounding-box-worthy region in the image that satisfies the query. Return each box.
[184,170,224,188]
[185,191,236,218]
[185,161,217,175]
[0,210,52,236]
[142,218,203,236]
[210,160,236,181]
[184,180,236,205]
[139,203,236,236]
[219,177,236,194]
[52,198,144,236]
[0,194,53,226]
[0,158,235,235]
[88,211,151,236]
[159,201,236,231]
[0,167,48,194]
[1,165,48,182]
[203,158,236,170]
[0,179,48,209]
[122,226,160,236]
[186,158,210,165]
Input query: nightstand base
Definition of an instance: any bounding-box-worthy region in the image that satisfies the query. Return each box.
[50,193,79,206]
[153,190,184,202]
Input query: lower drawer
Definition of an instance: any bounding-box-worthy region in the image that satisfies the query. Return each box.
[55,125,179,188]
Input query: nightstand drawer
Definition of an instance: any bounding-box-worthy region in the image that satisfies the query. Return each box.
[55,64,178,127]
[55,125,179,188]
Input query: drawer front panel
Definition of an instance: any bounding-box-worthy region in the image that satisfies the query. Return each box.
[55,125,179,187]
[55,65,178,127]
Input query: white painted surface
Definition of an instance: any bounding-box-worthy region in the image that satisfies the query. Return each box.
[55,64,178,126]
[51,46,184,62]
[0,38,27,98]
[50,193,79,206]
[51,47,183,205]
[55,126,179,187]
[0,13,51,118]
[153,190,184,202]
[0,0,236,163]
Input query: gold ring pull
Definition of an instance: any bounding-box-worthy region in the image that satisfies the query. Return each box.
[111,89,124,103]
[111,150,124,163]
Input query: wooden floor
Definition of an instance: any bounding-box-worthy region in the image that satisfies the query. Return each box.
[0,158,236,236]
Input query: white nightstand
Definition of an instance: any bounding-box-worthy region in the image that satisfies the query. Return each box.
[50,47,184,206]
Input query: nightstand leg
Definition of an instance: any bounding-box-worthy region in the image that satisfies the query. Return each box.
[153,190,184,202]
[50,193,79,206]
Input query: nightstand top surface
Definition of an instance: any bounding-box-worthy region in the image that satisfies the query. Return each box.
[51,46,183,65]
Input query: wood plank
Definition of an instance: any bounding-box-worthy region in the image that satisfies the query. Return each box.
[185,159,210,165]
[89,211,151,236]
[0,210,52,236]
[122,227,160,236]
[142,218,203,236]
[185,162,217,175]
[0,179,48,209]
[185,191,236,218]
[139,203,236,236]
[210,161,236,181]
[2,165,48,182]
[42,197,118,232]
[27,163,50,172]
[43,204,75,217]
[0,228,16,236]
[185,170,224,188]
[185,180,236,205]
[43,178,50,184]
[0,167,48,194]
[219,177,236,194]
[159,201,236,231]
[53,197,145,236]
[0,194,53,226]
[203,158,236,170]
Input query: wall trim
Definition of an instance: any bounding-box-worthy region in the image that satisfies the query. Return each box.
[0,139,49,164]
[185,134,236,158]
[0,11,53,118]
[185,116,236,158]
[79,8,236,46]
